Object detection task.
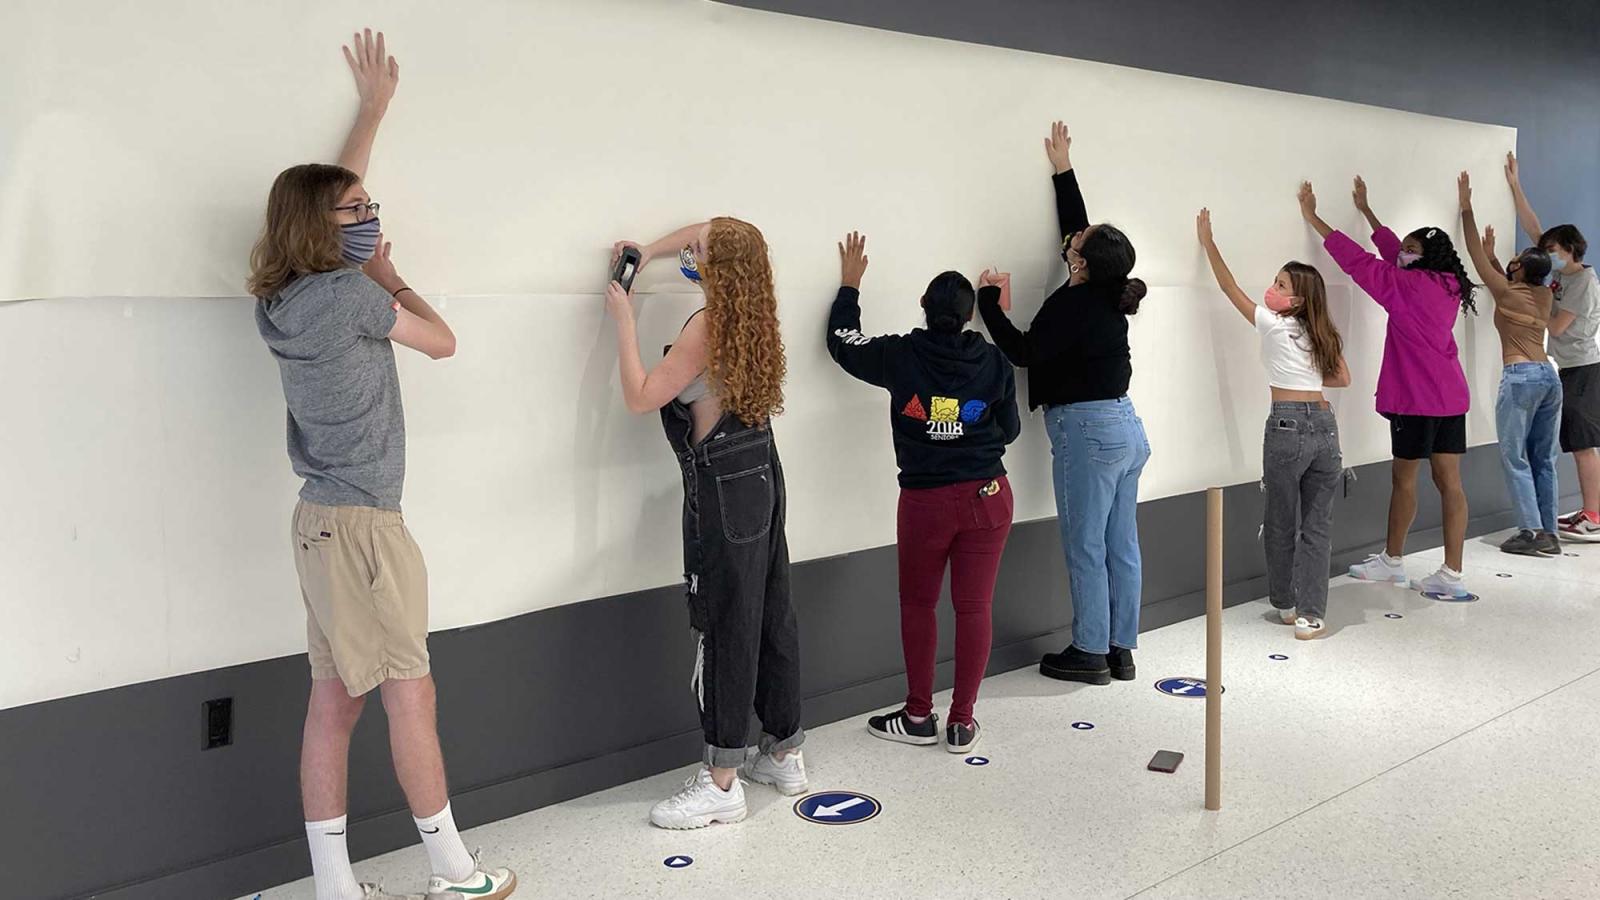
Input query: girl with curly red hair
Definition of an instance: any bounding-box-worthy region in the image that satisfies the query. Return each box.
[607,218,805,830]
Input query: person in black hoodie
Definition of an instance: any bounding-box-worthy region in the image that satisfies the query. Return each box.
[978,121,1151,687]
[826,231,1020,754]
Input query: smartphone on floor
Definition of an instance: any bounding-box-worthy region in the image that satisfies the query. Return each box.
[1148,750,1184,773]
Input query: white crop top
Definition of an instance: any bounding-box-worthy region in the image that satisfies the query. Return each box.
[1254,306,1324,391]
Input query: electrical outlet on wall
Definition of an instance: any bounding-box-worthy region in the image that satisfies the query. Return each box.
[204,698,233,750]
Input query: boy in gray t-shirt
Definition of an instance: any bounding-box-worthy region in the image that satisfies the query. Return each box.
[244,29,515,900]
[256,267,405,509]
[1507,151,1600,540]
[1550,265,1600,369]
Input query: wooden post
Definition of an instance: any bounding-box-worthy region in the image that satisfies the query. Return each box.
[1204,486,1223,811]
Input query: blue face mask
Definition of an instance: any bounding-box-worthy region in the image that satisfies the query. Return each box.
[340,217,381,265]
[1548,248,1571,271]
[678,246,702,283]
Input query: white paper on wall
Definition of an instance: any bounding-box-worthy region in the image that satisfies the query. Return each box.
[0,0,1516,707]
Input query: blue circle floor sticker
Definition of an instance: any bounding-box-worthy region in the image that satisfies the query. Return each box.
[1424,591,1479,603]
[1268,654,1289,661]
[1071,721,1095,731]
[663,856,694,869]
[964,755,990,766]
[794,791,882,825]
[1155,677,1223,697]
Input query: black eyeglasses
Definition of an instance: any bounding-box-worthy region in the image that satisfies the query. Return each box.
[331,201,381,222]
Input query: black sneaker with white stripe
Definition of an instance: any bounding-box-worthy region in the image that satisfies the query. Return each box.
[867,709,940,745]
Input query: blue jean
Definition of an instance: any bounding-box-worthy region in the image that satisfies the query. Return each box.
[1495,362,1563,533]
[1045,397,1151,655]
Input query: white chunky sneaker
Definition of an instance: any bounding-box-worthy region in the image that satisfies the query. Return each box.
[740,749,808,796]
[1560,512,1600,543]
[649,768,747,830]
[1294,616,1326,640]
[426,850,516,899]
[1349,552,1406,584]
[1414,566,1472,600]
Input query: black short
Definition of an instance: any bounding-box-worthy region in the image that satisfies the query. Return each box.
[1559,362,1600,452]
[1384,413,1467,460]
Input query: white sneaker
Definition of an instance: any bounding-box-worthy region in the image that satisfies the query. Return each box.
[1294,616,1326,640]
[1349,553,1406,584]
[1413,566,1472,600]
[1560,512,1600,543]
[649,768,747,830]
[426,850,516,900]
[1276,606,1298,625]
[740,749,808,796]
[360,886,423,900]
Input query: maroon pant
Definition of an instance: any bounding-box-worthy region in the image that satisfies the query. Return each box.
[896,476,1014,726]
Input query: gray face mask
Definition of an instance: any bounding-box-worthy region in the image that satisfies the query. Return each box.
[340,217,381,265]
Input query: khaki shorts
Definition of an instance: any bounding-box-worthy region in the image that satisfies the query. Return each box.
[292,501,430,696]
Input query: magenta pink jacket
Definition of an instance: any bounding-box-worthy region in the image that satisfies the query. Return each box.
[1323,227,1470,417]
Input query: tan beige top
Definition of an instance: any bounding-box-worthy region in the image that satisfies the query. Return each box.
[1493,282,1553,364]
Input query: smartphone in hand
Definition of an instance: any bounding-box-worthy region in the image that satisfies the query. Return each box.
[612,246,642,293]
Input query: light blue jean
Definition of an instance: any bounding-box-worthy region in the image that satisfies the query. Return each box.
[1044,397,1151,655]
[1496,362,1563,533]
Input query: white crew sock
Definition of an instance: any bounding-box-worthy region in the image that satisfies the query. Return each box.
[1382,552,1402,566]
[1438,565,1463,581]
[306,816,361,900]
[414,802,476,881]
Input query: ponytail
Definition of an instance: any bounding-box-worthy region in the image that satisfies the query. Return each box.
[1406,226,1477,315]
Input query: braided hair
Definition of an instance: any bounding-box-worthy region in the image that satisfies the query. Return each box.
[1403,226,1477,315]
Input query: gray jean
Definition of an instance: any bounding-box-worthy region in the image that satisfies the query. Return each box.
[1262,403,1342,619]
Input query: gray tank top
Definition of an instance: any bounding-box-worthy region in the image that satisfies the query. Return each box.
[677,372,711,404]
[673,309,712,405]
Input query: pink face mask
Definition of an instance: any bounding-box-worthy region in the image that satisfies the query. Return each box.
[1264,285,1297,313]
[1397,251,1422,267]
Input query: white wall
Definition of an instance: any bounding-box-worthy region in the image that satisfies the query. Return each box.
[0,0,1516,708]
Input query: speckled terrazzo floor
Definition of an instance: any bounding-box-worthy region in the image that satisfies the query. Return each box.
[248,531,1600,900]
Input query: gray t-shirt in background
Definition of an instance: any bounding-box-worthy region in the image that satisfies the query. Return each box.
[255,268,405,510]
[1549,265,1600,369]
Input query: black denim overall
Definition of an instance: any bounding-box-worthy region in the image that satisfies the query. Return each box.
[662,398,804,768]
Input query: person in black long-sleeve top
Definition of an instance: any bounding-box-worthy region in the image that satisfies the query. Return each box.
[826,231,1019,754]
[978,122,1152,686]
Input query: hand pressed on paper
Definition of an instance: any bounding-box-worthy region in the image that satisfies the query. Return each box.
[343,28,399,113]
[838,231,869,289]
[1298,182,1318,220]
[1045,121,1072,174]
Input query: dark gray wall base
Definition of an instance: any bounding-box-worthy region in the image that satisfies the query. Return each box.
[3,444,1575,900]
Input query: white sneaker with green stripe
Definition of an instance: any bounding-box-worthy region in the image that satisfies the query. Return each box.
[426,850,517,899]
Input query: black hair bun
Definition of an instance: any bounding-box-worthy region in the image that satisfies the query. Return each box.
[1120,277,1147,315]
